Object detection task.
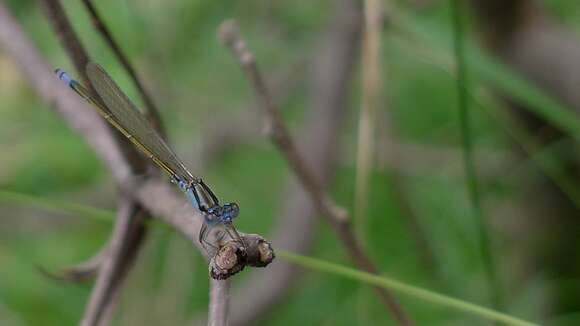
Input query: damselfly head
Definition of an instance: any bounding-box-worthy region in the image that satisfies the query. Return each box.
[220,202,239,222]
[205,202,239,224]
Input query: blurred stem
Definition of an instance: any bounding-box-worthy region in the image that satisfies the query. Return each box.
[0,189,114,222]
[450,0,503,311]
[0,189,169,229]
[81,198,139,326]
[278,250,539,326]
[356,0,383,323]
[355,0,382,241]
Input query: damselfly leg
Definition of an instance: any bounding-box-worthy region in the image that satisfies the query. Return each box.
[199,223,218,254]
[224,221,246,249]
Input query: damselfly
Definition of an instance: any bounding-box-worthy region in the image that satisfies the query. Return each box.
[55,63,244,253]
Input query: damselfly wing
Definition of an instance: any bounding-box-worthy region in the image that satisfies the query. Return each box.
[55,64,243,253]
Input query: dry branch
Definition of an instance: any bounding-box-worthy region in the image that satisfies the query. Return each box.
[81,198,140,326]
[228,0,361,323]
[218,19,413,325]
[38,241,108,283]
[208,280,231,326]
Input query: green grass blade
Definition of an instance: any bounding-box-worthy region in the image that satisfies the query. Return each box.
[278,250,539,326]
[390,10,580,139]
[0,189,114,222]
[389,32,580,210]
[450,0,502,310]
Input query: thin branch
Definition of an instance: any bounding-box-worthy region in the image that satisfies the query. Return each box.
[39,243,109,283]
[218,20,413,325]
[450,0,502,310]
[208,280,230,326]
[219,22,347,222]
[79,0,165,135]
[81,198,139,326]
[40,0,91,84]
[228,0,361,323]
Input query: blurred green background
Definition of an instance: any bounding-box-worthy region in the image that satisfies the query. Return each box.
[1,0,580,325]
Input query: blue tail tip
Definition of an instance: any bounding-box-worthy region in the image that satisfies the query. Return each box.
[54,68,72,85]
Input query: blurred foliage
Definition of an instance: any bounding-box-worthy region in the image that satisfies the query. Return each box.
[0,0,579,325]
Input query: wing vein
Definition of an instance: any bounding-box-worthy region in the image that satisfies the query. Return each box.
[85,62,195,183]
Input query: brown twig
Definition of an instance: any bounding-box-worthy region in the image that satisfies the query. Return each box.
[40,0,91,85]
[39,243,109,283]
[79,0,165,135]
[208,280,230,326]
[218,20,413,325]
[227,0,360,324]
[81,198,139,326]
[219,20,347,222]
